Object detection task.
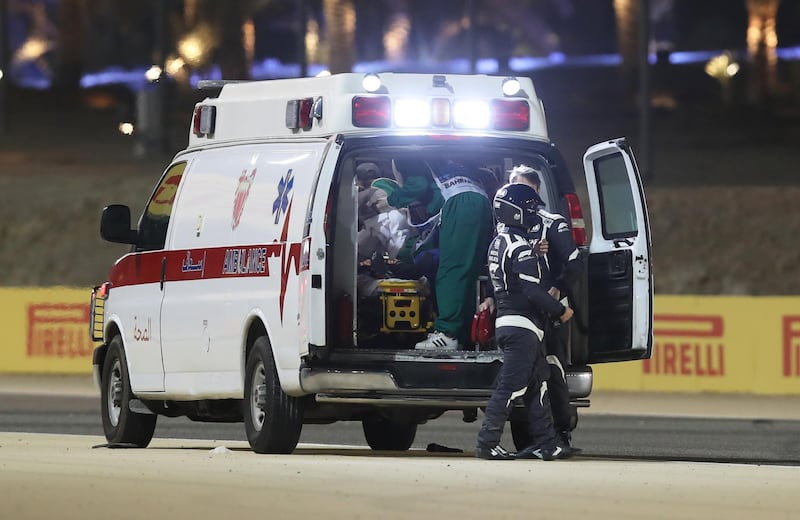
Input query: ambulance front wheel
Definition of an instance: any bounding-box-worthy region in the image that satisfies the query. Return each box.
[244,336,304,454]
[100,336,157,447]
[362,417,417,451]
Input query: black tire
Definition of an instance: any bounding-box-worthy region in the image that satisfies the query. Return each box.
[510,405,579,451]
[568,404,579,430]
[100,336,157,447]
[362,417,417,451]
[244,336,304,454]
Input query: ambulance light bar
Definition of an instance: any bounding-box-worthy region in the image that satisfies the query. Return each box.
[362,73,382,93]
[352,96,392,127]
[352,96,530,131]
[501,77,522,96]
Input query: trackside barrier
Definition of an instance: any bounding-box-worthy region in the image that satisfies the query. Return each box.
[0,289,799,395]
[0,288,98,374]
[593,295,800,395]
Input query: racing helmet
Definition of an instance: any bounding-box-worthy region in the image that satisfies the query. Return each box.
[493,183,544,230]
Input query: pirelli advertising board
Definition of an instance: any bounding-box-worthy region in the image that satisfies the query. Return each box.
[593,295,800,395]
[0,288,97,373]
[0,289,799,395]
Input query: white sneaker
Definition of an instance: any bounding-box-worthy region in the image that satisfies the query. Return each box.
[415,330,458,350]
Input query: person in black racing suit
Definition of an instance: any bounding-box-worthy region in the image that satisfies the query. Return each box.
[475,183,580,461]
[509,164,585,448]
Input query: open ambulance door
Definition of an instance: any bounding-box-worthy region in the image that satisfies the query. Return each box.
[582,138,653,363]
[298,136,346,357]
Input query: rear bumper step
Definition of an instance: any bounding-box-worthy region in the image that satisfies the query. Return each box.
[299,365,592,399]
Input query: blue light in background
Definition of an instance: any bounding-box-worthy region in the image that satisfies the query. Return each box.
[29,44,800,92]
[669,50,724,65]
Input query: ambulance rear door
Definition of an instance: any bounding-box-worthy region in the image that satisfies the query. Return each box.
[298,135,345,354]
[582,138,653,363]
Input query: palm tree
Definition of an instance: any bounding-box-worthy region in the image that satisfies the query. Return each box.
[383,0,410,63]
[54,0,85,89]
[323,0,356,73]
[197,0,251,80]
[613,0,640,96]
[745,0,781,103]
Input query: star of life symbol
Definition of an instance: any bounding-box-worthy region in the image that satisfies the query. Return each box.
[232,168,257,230]
[273,168,294,225]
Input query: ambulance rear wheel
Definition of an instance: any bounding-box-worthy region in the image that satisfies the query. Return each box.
[244,336,304,454]
[510,405,579,451]
[100,336,157,447]
[362,417,417,451]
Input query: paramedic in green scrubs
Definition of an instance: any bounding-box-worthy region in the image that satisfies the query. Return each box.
[414,160,493,350]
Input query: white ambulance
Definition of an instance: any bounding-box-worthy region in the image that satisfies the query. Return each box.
[90,72,652,453]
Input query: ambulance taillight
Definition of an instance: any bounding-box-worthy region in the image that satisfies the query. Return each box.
[564,193,587,246]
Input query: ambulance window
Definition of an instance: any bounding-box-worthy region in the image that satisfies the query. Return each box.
[594,153,637,238]
[137,162,187,251]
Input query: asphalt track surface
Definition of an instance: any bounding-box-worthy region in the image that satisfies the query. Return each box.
[2,376,800,519]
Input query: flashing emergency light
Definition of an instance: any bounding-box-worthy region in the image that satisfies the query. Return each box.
[453,100,491,129]
[394,99,430,127]
[352,96,391,127]
[501,77,521,96]
[362,73,382,93]
[491,99,530,131]
[352,95,530,131]
[431,98,451,127]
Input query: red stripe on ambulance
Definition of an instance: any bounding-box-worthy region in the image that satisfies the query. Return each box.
[108,241,308,288]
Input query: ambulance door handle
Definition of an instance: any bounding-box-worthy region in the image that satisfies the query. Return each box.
[160,257,167,291]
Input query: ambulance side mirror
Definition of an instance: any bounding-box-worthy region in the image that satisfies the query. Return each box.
[100,204,138,245]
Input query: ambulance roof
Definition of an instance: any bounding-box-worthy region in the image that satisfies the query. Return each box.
[187,73,549,148]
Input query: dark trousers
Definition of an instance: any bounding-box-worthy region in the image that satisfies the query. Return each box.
[477,326,556,449]
[545,321,573,432]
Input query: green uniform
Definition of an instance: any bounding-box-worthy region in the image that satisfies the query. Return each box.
[434,191,492,342]
[386,175,444,223]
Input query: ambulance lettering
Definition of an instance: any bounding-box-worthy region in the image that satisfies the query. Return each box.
[181,250,206,273]
[222,247,267,275]
[783,316,800,377]
[643,315,726,376]
[132,316,152,342]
